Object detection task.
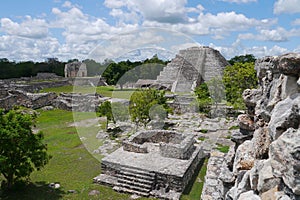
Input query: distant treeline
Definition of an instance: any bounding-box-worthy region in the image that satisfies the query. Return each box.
[0,55,168,85]
[0,58,65,79]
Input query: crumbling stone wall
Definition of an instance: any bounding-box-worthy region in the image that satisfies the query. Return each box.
[123,130,195,160]
[0,90,57,110]
[212,53,300,200]
[159,135,195,160]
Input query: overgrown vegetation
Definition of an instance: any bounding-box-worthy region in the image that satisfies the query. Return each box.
[194,82,211,113]
[129,88,171,127]
[195,54,258,111]
[215,143,230,153]
[223,61,257,109]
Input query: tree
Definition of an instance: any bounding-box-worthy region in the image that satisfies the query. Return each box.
[228,54,256,65]
[223,62,258,109]
[129,88,171,127]
[97,101,114,129]
[0,109,51,189]
[194,82,211,113]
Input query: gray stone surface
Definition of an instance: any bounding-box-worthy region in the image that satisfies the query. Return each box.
[269,128,300,195]
[268,94,300,140]
[233,140,255,173]
[201,151,226,200]
[277,53,300,76]
[238,190,261,200]
[257,159,281,193]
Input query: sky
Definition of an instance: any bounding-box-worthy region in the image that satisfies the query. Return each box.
[0,0,300,62]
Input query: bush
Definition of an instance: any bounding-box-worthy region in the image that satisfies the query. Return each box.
[223,62,257,109]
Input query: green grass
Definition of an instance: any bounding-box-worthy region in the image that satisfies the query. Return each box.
[180,158,208,200]
[0,109,206,199]
[40,85,135,99]
[229,125,239,130]
[0,109,153,200]
[215,143,230,153]
[199,129,208,133]
[198,136,206,141]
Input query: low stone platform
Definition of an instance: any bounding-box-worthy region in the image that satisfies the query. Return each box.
[94,130,206,199]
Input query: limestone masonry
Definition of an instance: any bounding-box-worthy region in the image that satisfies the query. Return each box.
[202,52,300,200]
[155,46,229,93]
[94,130,205,200]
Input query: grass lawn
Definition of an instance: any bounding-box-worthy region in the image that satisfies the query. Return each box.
[180,158,208,200]
[0,109,152,200]
[40,85,135,99]
[0,109,207,200]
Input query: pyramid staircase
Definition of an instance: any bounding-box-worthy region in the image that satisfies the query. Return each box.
[113,166,156,197]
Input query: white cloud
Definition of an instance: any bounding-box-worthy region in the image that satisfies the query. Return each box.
[292,18,300,26]
[211,41,289,59]
[104,0,127,9]
[219,0,257,3]
[238,27,300,42]
[104,0,204,24]
[0,35,61,61]
[245,45,288,58]
[0,16,48,39]
[274,0,300,14]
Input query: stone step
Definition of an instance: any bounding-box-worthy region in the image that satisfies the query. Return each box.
[119,166,155,178]
[117,173,154,185]
[117,178,153,189]
[113,186,150,197]
[116,182,151,193]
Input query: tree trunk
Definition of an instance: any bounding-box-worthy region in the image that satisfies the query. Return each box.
[7,173,14,189]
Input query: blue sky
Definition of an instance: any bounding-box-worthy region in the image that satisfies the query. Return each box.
[0,0,300,61]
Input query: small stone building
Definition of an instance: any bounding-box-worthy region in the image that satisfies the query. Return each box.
[64,61,87,78]
[94,130,205,199]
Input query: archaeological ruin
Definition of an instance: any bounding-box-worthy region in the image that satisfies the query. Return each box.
[64,61,87,78]
[155,46,229,93]
[94,130,205,199]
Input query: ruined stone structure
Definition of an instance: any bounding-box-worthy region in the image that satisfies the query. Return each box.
[0,89,105,112]
[94,130,205,199]
[155,46,229,93]
[201,53,300,199]
[64,61,87,78]
[0,90,57,110]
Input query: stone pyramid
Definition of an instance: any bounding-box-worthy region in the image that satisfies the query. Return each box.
[155,46,229,93]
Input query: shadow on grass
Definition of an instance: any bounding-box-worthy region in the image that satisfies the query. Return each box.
[182,158,205,195]
[0,181,65,200]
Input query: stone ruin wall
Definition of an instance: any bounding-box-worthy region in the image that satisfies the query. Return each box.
[201,52,300,199]
[0,74,107,112]
[0,89,104,112]
[123,130,196,160]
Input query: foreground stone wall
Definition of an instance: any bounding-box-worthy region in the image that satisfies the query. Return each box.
[213,53,300,200]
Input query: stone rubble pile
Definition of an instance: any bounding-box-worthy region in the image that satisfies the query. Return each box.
[207,53,300,200]
[0,89,105,112]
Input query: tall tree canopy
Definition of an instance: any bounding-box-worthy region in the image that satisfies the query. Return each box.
[0,109,51,189]
[228,54,256,65]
